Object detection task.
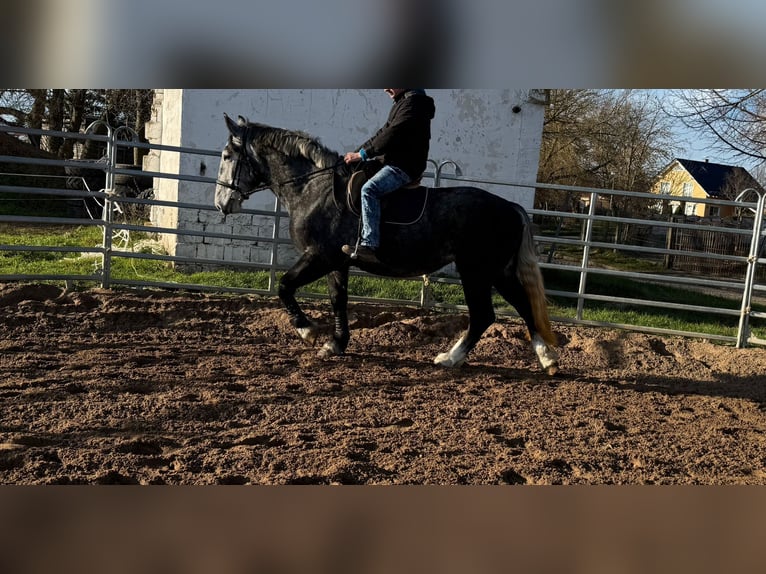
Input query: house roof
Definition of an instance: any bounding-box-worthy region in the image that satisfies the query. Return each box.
[674,158,762,197]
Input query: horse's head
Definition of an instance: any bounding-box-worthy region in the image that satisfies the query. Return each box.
[214,114,268,215]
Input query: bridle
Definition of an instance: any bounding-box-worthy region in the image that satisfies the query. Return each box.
[216,128,345,200]
[215,126,269,200]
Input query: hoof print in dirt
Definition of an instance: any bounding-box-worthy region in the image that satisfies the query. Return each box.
[2,287,766,485]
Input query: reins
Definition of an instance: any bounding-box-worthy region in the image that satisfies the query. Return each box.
[217,163,342,199]
[244,162,342,199]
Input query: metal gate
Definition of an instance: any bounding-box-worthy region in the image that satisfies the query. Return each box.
[1,123,764,347]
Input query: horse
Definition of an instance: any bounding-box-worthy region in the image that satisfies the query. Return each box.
[214,114,559,375]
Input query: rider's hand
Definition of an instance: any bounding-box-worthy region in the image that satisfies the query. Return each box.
[344,152,362,164]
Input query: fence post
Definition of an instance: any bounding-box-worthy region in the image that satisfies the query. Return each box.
[84,120,115,289]
[576,190,598,320]
[736,188,766,348]
[418,160,461,308]
[420,274,433,308]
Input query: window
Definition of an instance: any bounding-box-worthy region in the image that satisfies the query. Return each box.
[660,181,670,194]
[682,182,693,197]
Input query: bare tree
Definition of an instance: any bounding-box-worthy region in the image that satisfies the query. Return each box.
[720,166,763,201]
[752,163,766,189]
[0,89,32,126]
[100,89,154,164]
[0,89,154,160]
[60,90,88,159]
[666,89,766,163]
[26,90,47,148]
[538,89,603,188]
[537,89,677,212]
[46,89,66,156]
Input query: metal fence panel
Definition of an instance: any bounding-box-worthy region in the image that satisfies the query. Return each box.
[1,123,764,347]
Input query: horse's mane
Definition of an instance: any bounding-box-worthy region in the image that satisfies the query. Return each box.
[249,123,339,170]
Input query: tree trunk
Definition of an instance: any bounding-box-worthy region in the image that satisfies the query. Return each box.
[48,89,65,156]
[133,90,151,165]
[61,90,87,159]
[27,89,47,148]
[664,214,676,269]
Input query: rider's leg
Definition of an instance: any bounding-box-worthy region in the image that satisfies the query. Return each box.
[360,165,410,249]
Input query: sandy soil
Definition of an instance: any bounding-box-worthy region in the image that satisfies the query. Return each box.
[1,283,765,485]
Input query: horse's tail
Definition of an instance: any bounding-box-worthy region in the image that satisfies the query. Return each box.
[515,218,557,348]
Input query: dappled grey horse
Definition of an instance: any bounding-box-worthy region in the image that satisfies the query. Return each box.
[214,115,558,374]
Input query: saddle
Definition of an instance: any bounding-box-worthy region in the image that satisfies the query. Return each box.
[344,170,430,225]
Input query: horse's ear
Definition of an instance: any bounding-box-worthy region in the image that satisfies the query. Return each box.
[224,113,244,139]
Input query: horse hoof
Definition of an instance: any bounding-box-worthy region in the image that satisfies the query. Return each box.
[297,326,318,346]
[545,364,559,376]
[317,341,342,359]
[433,353,464,368]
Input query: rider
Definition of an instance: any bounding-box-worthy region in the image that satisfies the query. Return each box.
[342,88,436,264]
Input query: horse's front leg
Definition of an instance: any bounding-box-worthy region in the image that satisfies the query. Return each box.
[278,251,329,347]
[317,268,350,359]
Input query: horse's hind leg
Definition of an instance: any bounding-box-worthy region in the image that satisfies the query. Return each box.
[434,271,495,368]
[493,272,559,375]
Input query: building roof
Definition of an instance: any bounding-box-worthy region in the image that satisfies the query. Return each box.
[674,158,762,197]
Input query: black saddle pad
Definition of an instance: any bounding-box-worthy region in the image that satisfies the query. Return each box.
[344,170,429,225]
[380,187,429,225]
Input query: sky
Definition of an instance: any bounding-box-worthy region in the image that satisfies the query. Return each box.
[654,90,763,174]
[673,124,734,166]
[673,119,764,176]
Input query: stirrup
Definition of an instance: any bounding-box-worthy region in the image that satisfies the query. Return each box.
[342,242,360,257]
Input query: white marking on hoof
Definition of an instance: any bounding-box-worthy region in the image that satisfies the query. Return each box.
[317,340,342,359]
[297,324,318,346]
[545,365,559,376]
[532,334,559,375]
[433,337,467,368]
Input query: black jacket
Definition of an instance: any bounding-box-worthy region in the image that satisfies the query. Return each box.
[359,89,436,180]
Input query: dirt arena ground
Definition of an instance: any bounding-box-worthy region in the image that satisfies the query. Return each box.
[1,283,765,485]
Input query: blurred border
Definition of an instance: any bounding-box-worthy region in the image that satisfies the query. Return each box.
[3,0,765,571]
[5,0,764,87]
[1,486,765,573]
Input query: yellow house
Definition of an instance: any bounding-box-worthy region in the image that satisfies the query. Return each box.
[650,158,762,218]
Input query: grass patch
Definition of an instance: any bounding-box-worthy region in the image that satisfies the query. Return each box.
[0,224,103,277]
[296,274,424,302]
[2,224,764,341]
[540,242,664,273]
[541,266,765,338]
[110,258,272,291]
[0,223,102,246]
[543,266,748,310]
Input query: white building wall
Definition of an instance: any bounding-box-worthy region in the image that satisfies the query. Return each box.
[146,89,545,270]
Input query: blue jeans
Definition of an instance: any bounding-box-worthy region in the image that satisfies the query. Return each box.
[360,165,411,248]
